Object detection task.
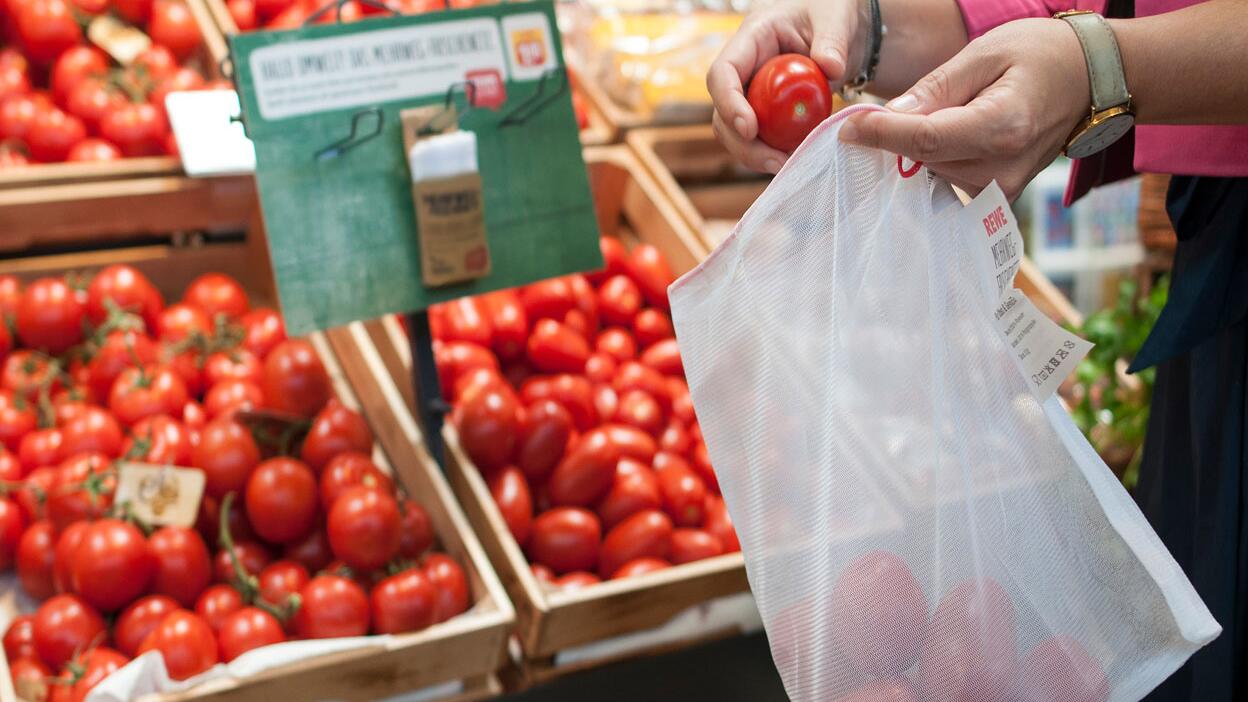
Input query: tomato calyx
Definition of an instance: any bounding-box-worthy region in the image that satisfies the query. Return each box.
[217,492,299,622]
[234,411,311,457]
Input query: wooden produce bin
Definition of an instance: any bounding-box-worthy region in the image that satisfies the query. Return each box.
[333,145,754,686]
[628,125,1083,327]
[0,221,513,702]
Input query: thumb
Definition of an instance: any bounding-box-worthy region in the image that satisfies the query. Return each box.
[808,5,856,84]
[885,45,999,114]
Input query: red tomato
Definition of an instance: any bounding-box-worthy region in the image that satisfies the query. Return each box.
[203,378,263,418]
[481,291,527,361]
[612,557,670,579]
[213,540,271,584]
[370,567,437,634]
[70,518,154,611]
[240,308,285,359]
[596,458,661,530]
[0,95,42,143]
[194,584,243,631]
[115,594,179,657]
[584,352,617,385]
[252,0,290,20]
[1016,636,1109,702]
[51,520,87,594]
[8,657,49,702]
[112,0,152,21]
[293,575,369,639]
[452,367,506,403]
[66,138,121,162]
[226,0,256,28]
[599,424,658,463]
[257,560,308,605]
[47,452,114,530]
[16,520,56,599]
[99,101,167,157]
[109,365,189,427]
[515,399,572,484]
[157,303,209,342]
[613,362,669,413]
[59,406,122,458]
[19,429,62,474]
[327,485,400,571]
[51,47,107,105]
[655,459,706,527]
[122,414,192,465]
[398,498,434,559]
[3,614,36,660]
[640,339,683,376]
[3,351,57,403]
[217,606,284,662]
[833,679,920,702]
[300,400,373,473]
[436,341,498,395]
[519,375,596,432]
[454,383,520,472]
[598,509,672,578]
[182,400,206,430]
[527,319,589,374]
[747,54,833,153]
[138,610,218,680]
[531,563,555,583]
[615,390,665,437]
[149,0,202,60]
[0,449,20,482]
[632,309,675,349]
[319,451,390,509]
[488,466,532,546]
[16,278,84,353]
[0,390,36,451]
[589,237,629,285]
[14,0,82,64]
[423,552,469,623]
[625,245,675,311]
[149,526,211,607]
[32,594,106,669]
[245,457,318,544]
[561,309,591,341]
[704,495,738,552]
[203,349,262,388]
[66,78,123,135]
[669,528,723,565]
[440,297,492,347]
[658,420,691,456]
[261,340,330,418]
[87,330,158,401]
[193,418,260,498]
[0,494,25,567]
[553,571,600,590]
[520,278,576,322]
[917,578,1017,702]
[827,551,929,677]
[528,507,600,574]
[597,276,641,328]
[283,527,333,573]
[594,328,637,363]
[182,273,248,321]
[65,646,128,702]
[568,274,599,330]
[549,429,622,506]
[0,62,30,106]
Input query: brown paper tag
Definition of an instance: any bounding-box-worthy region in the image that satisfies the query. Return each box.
[87,15,152,66]
[400,106,491,288]
[114,463,205,528]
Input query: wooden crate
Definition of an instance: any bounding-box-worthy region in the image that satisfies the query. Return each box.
[627,125,1083,327]
[0,226,514,702]
[333,146,754,677]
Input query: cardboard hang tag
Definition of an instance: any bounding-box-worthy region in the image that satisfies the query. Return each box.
[114,463,206,528]
[400,105,491,288]
[87,15,152,65]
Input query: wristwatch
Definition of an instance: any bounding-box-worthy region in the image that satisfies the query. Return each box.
[1054,10,1134,159]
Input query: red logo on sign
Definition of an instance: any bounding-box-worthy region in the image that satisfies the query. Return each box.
[465,69,506,110]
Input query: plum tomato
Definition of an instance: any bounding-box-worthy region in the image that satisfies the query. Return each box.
[488,466,532,546]
[918,578,1017,702]
[1016,636,1109,702]
[516,399,573,484]
[598,509,672,578]
[611,557,670,579]
[596,458,661,531]
[528,507,600,574]
[454,383,520,472]
[830,551,928,677]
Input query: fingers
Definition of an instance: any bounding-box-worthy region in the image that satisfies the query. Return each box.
[707,20,781,140]
[882,42,1006,115]
[838,105,996,163]
[807,2,858,84]
[712,110,788,174]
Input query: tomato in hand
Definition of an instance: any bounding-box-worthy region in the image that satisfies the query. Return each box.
[516,399,572,483]
[213,540,271,584]
[194,584,243,632]
[59,406,123,458]
[488,466,532,546]
[596,458,661,530]
[139,610,218,680]
[3,614,36,660]
[454,383,520,473]
[17,520,56,599]
[32,594,106,669]
[66,646,129,702]
[1016,636,1109,702]
[370,566,437,634]
[747,54,833,153]
[109,365,189,427]
[47,452,114,530]
[240,308,285,359]
[293,575,369,639]
[598,509,672,578]
[482,290,527,362]
[548,429,620,507]
[257,560,308,605]
[16,278,83,353]
[918,578,1016,702]
[70,518,154,611]
[203,378,263,418]
[115,594,180,657]
[246,457,318,544]
[67,138,121,162]
[149,0,202,61]
[398,498,434,559]
[300,400,373,473]
[261,339,330,418]
[14,0,82,64]
[528,507,600,574]
[149,526,211,607]
[632,309,675,349]
[423,553,469,623]
[319,451,391,509]
[217,607,285,663]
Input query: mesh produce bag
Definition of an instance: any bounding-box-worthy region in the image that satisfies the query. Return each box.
[668,105,1219,702]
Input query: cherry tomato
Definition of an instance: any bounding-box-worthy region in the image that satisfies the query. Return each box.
[488,465,532,546]
[58,406,122,458]
[520,278,576,322]
[327,485,399,571]
[182,273,248,320]
[611,557,670,579]
[435,341,498,395]
[226,0,256,29]
[112,0,153,21]
[194,584,243,631]
[9,657,50,702]
[613,362,670,415]
[516,399,572,484]
[84,264,160,327]
[292,575,369,639]
[300,400,373,473]
[319,451,391,509]
[51,520,87,594]
[568,274,599,329]
[213,540,271,583]
[703,495,738,552]
[833,679,920,702]
[149,0,202,61]
[193,417,260,498]
[47,452,113,530]
[3,351,56,403]
[65,78,123,135]
[596,458,661,530]
[148,526,211,607]
[16,520,55,599]
[1016,636,1109,702]
[398,498,434,559]
[370,567,437,634]
[19,429,62,474]
[257,560,308,605]
[669,528,724,565]
[528,507,600,574]
[66,138,120,162]
[481,290,527,362]
[747,54,833,153]
[598,509,672,578]
[109,365,189,427]
[115,594,180,657]
[0,61,30,105]
[0,390,35,451]
[32,594,106,669]
[655,459,707,527]
[240,308,285,359]
[246,457,318,544]
[632,309,675,349]
[549,428,621,507]
[283,527,333,573]
[217,606,283,662]
[86,331,158,402]
[122,414,192,465]
[70,518,154,611]
[16,278,83,353]
[519,375,596,432]
[203,378,263,418]
[14,0,82,64]
[4,614,36,660]
[423,553,469,623]
[65,646,128,702]
[102,99,168,159]
[917,578,1016,702]
[139,610,218,680]
[454,383,520,472]
[157,303,209,342]
[527,319,589,374]
[261,339,330,418]
[50,47,107,105]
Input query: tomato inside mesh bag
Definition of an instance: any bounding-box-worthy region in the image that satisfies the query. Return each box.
[668,105,1220,702]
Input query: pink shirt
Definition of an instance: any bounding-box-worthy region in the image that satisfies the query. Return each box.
[955,0,1248,201]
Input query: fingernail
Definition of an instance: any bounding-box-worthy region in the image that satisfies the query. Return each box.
[733,116,747,137]
[839,121,859,144]
[764,159,782,174]
[887,94,919,112]
[822,46,845,75]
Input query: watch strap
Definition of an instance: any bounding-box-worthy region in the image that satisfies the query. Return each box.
[1058,12,1130,112]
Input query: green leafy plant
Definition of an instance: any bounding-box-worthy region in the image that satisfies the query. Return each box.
[1067,275,1169,490]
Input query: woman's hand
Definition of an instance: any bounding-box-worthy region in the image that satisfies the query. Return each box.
[839,18,1091,200]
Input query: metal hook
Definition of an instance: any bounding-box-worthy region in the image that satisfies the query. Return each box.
[416,81,478,137]
[498,67,567,128]
[314,107,384,161]
[302,0,396,25]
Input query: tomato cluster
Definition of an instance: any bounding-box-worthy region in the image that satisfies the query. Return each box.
[436,237,739,587]
[224,0,490,32]
[0,266,468,701]
[0,0,222,167]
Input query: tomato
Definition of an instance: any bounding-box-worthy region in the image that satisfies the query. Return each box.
[370,567,436,634]
[452,367,506,403]
[481,291,526,362]
[283,527,333,572]
[257,560,308,605]
[51,47,107,105]
[66,138,120,162]
[422,552,469,622]
[123,414,192,465]
[182,400,206,430]
[826,551,929,677]
[182,273,248,321]
[613,362,669,414]
[32,594,106,669]
[488,466,532,546]
[632,309,675,349]
[596,458,661,530]
[531,563,555,583]
[519,375,595,432]
[319,451,391,509]
[115,594,179,657]
[4,615,36,660]
[528,507,600,574]
[157,303,209,342]
[65,646,128,702]
[203,378,263,418]
[326,485,399,571]
[515,399,572,484]
[518,279,575,323]
[0,449,20,482]
[454,383,520,472]
[84,264,159,327]
[112,0,153,20]
[245,457,318,544]
[917,578,1017,702]
[216,607,283,662]
[8,657,49,702]
[139,610,218,680]
[202,349,262,388]
[0,495,24,566]
[194,584,243,631]
[3,351,54,403]
[85,332,154,403]
[588,237,629,285]
[252,0,291,19]
[435,341,498,395]
[47,452,113,530]
[14,0,82,64]
[703,496,738,552]
[833,679,920,702]
[398,498,434,559]
[99,101,167,157]
[300,400,373,473]
[0,390,32,451]
[615,389,665,437]
[226,0,256,29]
[71,518,154,611]
[668,528,723,565]
[655,459,706,527]
[59,406,123,458]
[526,319,589,374]
[747,54,833,153]
[18,429,61,475]
[690,440,718,493]
[596,276,641,328]
[16,278,83,353]
[639,338,683,376]
[261,340,330,418]
[50,520,86,594]
[598,509,672,578]
[148,526,211,607]
[240,308,285,359]
[192,417,260,498]
[658,420,691,456]
[149,0,202,61]
[0,95,41,143]
[213,540,271,583]
[293,575,369,639]
[549,428,621,507]
[109,365,189,427]
[584,353,617,385]
[0,146,28,169]
[1016,636,1109,702]
[64,78,122,134]
[438,297,492,347]
[599,424,657,463]
[595,328,638,363]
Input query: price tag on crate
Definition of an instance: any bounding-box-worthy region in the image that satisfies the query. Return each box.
[114,463,206,528]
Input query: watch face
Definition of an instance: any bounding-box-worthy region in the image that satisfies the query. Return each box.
[1067,113,1134,159]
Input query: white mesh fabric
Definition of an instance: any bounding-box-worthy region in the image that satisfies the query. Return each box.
[669,105,1220,702]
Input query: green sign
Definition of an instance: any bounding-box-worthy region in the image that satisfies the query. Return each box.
[229,1,601,335]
